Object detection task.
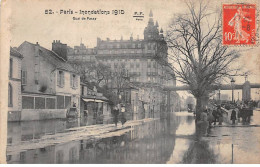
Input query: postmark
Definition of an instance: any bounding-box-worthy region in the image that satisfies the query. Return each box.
[223,4,257,46]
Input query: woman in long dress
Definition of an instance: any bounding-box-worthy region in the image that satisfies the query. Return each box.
[228,7,252,43]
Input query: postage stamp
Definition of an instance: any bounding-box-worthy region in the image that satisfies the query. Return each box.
[222,4,257,46]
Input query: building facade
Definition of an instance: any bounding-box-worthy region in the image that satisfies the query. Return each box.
[8,47,23,121]
[67,11,179,114]
[17,41,80,120]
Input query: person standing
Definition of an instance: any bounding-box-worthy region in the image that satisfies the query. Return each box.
[230,109,237,125]
[207,109,214,127]
[113,105,119,127]
[120,105,127,126]
[212,109,218,125]
[217,106,223,125]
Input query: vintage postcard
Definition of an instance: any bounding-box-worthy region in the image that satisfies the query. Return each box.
[0,0,260,164]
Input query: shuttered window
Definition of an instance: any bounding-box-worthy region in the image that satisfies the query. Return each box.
[58,71,64,87]
[21,71,27,85]
[70,74,78,89]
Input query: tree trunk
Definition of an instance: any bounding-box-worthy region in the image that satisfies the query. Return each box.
[195,96,203,122]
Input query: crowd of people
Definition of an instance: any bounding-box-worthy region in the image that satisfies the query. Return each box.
[198,101,255,136]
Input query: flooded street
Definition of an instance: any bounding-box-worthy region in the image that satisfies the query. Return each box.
[6,110,260,164]
[6,112,195,164]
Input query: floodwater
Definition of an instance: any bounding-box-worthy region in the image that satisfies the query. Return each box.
[6,112,195,164]
[6,110,260,164]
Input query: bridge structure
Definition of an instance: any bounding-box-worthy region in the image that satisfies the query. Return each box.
[163,82,260,112]
[164,83,260,91]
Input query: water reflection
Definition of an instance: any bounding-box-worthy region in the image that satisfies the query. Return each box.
[7,112,196,164]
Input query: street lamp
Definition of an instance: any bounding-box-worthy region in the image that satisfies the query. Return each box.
[218,89,221,105]
[231,78,235,103]
[92,88,97,119]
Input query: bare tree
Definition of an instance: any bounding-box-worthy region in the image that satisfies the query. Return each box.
[69,60,112,86]
[166,0,240,119]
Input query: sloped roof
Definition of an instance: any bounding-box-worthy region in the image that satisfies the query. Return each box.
[20,41,78,74]
[10,47,23,59]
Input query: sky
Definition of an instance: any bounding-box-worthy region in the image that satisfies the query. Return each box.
[4,0,260,99]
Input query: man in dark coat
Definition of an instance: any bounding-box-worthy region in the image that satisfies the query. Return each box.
[231,109,237,125]
[212,109,218,125]
[113,105,120,126]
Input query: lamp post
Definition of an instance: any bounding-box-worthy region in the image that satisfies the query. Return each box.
[93,86,97,119]
[218,89,221,105]
[231,78,235,103]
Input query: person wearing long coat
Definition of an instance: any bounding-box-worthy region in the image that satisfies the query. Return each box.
[113,105,119,126]
[230,109,237,125]
[120,105,127,126]
[207,109,215,127]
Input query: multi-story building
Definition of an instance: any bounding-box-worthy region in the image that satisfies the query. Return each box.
[17,41,80,120]
[67,11,179,114]
[8,47,23,121]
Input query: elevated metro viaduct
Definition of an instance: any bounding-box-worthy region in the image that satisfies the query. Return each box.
[163,82,260,112]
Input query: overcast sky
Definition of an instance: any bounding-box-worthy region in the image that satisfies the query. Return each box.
[5,0,260,99]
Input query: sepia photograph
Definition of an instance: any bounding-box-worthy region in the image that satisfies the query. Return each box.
[0,0,260,164]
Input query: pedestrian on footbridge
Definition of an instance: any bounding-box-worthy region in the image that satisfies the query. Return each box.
[113,105,120,127]
[120,104,127,127]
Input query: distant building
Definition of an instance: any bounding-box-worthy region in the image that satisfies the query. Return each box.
[67,43,96,63]
[8,47,23,121]
[80,82,111,124]
[67,10,179,114]
[17,41,80,120]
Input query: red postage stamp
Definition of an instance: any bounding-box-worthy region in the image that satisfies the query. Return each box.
[223,4,257,45]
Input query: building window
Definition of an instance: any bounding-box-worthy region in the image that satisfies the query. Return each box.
[21,70,27,85]
[22,96,34,109]
[148,44,151,50]
[147,62,151,68]
[8,83,13,107]
[9,58,13,78]
[57,71,64,87]
[46,98,56,109]
[57,95,65,109]
[136,63,140,68]
[70,74,78,89]
[35,97,45,109]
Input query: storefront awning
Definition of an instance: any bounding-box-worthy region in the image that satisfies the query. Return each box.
[82,98,106,103]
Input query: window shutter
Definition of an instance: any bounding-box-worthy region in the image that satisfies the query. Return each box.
[62,72,65,87]
[25,71,27,85]
[70,73,72,88]
[75,76,78,88]
[57,72,60,86]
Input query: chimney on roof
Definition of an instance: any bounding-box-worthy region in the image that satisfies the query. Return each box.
[130,33,133,41]
[36,42,39,45]
[97,37,101,46]
[52,40,68,61]
[107,38,110,41]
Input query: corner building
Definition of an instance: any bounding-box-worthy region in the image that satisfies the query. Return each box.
[68,11,179,115]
